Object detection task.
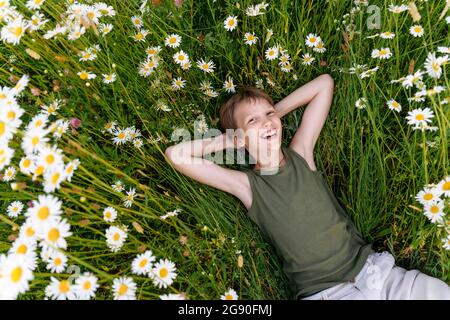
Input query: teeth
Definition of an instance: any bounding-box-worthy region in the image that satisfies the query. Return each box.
[262,129,276,138]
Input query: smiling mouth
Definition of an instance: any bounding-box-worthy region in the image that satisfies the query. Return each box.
[261,129,277,140]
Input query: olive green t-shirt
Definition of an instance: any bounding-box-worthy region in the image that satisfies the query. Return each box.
[243,145,374,299]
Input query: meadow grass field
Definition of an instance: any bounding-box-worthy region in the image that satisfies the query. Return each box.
[0,0,449,300]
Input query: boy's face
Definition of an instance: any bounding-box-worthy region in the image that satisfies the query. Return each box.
[233,98,283,158]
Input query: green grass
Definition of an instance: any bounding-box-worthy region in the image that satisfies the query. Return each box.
[0,0,448,299]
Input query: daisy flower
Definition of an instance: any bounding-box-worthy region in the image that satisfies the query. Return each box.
[111,180,125,192]
[415,186,441,205]
[131,15,143,28]
[77,70,96,80]
[19,220,37,242]
[131,250,156,276]
[0,145,14,172]
[21,128,51,155]
[46,250,68,273]
[405,107,434,129]
[45,277,76,300]
[371,47,392,59]
[173,50,189,66]
[79,50,96,62]
[164,33,181,48]
[36,144,64,169]
[380,31,395,39]
[105,225,127,252]
[172,77,186,90]
[301,53,315,65]
[112,128,129,145]
[355,97,367,110]
[424,52,443,79]
[224,16,238,31]
[103,206,118,222]
[41,218,72,250]
[1,18,28,45]
[102,73,116,84]
[409,25,424,37]
[388,4,409,13]
[103,121,117,134]
[442,234,450,250]
[99,23,113,35]
[312,41,326,53]
[123,188,136,208]
[26,113,49,131]
[146,46,162,58]
[132,138,143,148]
[160,293,187,300]
[181,60,191,71]
[64,158,80,182]
[132,29,149,42]
[112,277,136,300]
[305,33,321,48]
[43,164,67,193]
[243,32,258,46]
[26,0,46,10]
[74,272,99,300]
[387,99,401,112]
[435,176,450,198]
[0,254,34,299]
[220,288,238,300]
[25,194,63,232]
[7,201,24,218]
[423,200,445,224]
[265,46,279,60]
[246,1,269,16]
[196,59,215,73]
[401,70,424,88]
[3,166,16,182]
[151,258,177,289]
[223,77,236,93]
[9,237,37,270]
[279,52,291,66]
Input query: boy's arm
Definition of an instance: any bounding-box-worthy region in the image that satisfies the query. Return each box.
[274,74,334,159]
[164,133,248,200]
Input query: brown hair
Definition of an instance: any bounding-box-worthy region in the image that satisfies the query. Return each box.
[219,86,274,130]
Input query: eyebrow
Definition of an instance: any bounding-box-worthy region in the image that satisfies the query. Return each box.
[244,106,275,124]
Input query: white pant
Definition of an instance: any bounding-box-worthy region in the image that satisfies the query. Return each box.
[302,251,450,300]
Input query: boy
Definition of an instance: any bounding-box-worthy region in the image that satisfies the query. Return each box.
[165,74,450,300]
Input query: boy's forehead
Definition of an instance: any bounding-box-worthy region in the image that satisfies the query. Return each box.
[236,99,272,117]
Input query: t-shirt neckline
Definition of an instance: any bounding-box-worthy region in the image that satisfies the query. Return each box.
[252,146,289,176]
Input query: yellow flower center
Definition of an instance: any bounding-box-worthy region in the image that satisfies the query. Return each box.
[118,132,125,139]
[0,121,5,136]
[169,37,176,43]
[415,114,425,121]
[83,281,91,290]
[31,136,39,146]
[52,172,60,184]
[423,193,433,201]
[35,166,44,176]
[414,27,421,33]
[17,244,28,254]
[48,228,60,242]
[159,268,168,278]
[105,212,111,219]
[178,54,184,61]
[26,226,35,237]
[113,233,120,241]
[54,257,62,266]
[136,33,144,40]
[430,206,439,214]
[139,259,148,268]
[37,206,49,220]
[87,12,95,20]
[228,20,234,26]
[443,182,450,191]
[67,165,73,173]
[59,280,70,293]
[11,26,23,37]
[46,154,55,164]
[11,267,22,283]
[225,294,233,300]
[7,111,15,120]
[118,284,128,295]
[79,73,88,80]
[379,49,387,55]
[310,37,316,43]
